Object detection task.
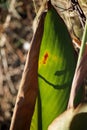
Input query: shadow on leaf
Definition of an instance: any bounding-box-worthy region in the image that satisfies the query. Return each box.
[38,73,70,89]
[70,112,87,130]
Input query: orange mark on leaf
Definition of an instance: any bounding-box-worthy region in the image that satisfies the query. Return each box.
[42,52,49,64]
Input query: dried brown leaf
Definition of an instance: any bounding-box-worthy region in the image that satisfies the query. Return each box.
[9,12,46,130]
[68,54,87,108]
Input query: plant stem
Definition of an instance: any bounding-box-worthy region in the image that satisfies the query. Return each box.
[77,20,87,66]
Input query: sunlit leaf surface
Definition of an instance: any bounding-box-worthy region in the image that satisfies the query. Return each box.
[30,2,76,130]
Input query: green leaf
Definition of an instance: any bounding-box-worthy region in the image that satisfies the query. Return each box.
[48,103,87,130]
[30,2,76,130]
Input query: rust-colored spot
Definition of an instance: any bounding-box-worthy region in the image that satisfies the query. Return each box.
[43,52,49,64]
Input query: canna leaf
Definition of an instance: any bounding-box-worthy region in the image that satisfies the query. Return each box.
[30,2,77,130]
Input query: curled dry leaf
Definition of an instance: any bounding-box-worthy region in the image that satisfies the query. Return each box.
[48,103,87,130]
[9,12,46,130]
[68,54,87,108]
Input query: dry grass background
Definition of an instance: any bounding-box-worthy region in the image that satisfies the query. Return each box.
[0,0,87,130]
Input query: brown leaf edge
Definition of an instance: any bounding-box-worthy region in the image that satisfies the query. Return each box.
[9,12,46,130]
[68,53,87,108]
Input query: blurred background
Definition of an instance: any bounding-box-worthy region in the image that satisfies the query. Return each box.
[0,0,87,130]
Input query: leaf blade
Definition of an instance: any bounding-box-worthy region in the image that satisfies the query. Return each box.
[31,2,77,130]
